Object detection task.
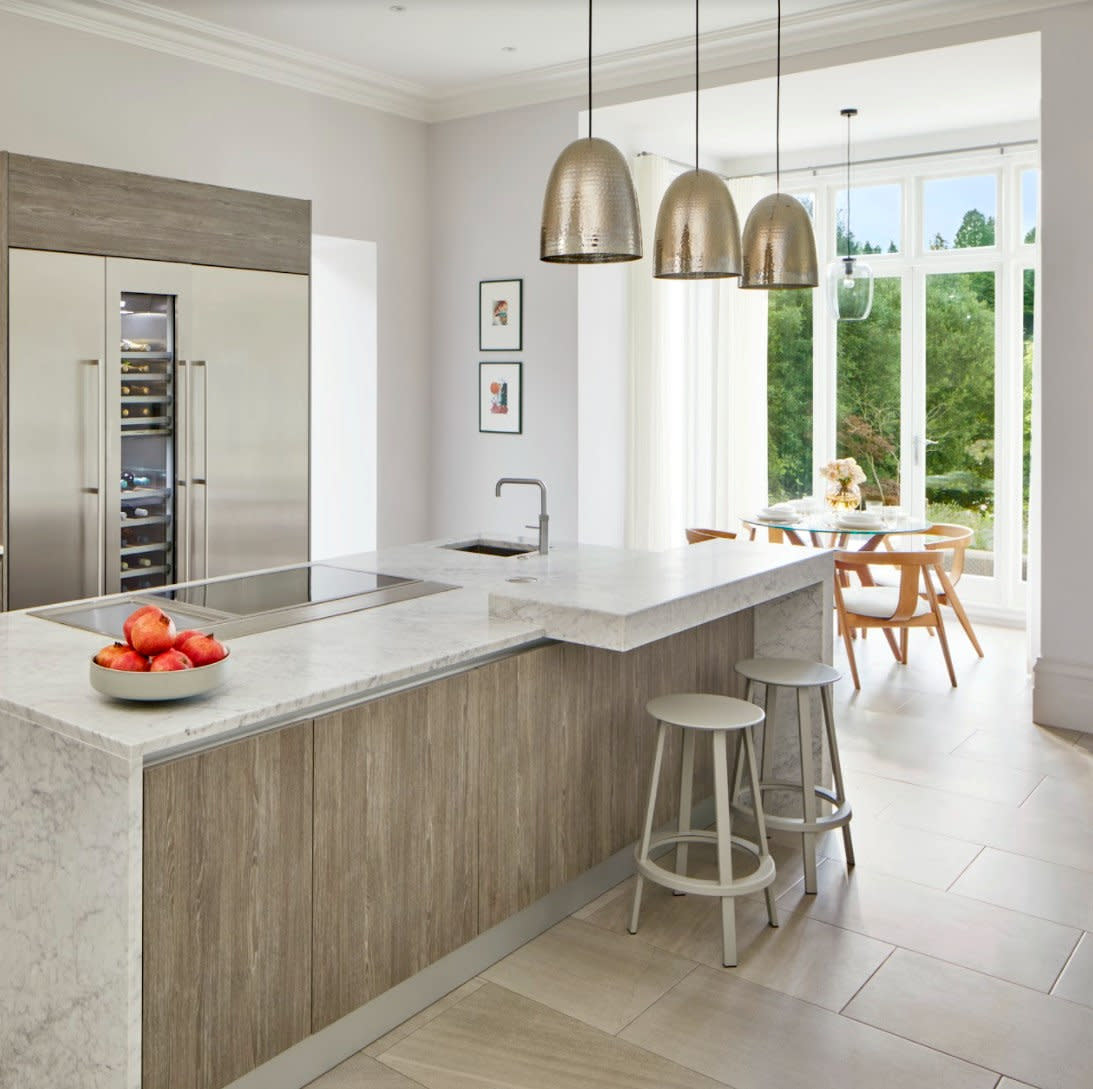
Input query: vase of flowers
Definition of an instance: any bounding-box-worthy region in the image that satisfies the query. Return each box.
[821,457,866,511]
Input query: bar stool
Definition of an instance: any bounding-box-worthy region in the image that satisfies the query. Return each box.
[628,693,778,968]
[732,658,853,895]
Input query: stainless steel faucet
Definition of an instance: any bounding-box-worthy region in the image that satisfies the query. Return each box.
[495,477,549,555]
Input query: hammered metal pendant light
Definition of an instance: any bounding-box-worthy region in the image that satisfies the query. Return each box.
[740,0,818,289]
[828,108,874,320]
[540,0,641,263]
[654,0,740,278]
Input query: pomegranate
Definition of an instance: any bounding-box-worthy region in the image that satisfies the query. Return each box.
[123,605,163,646]
[173,628,205,650]
[129,611,177,657]
[177,634,228,668]
[109,647,150,672]
[94,642,130,668]
[149,649,193,672]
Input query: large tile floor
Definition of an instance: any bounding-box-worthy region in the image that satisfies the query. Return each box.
[308,623,1093,1089]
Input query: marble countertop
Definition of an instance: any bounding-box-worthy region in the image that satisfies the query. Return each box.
[0,535,831,760]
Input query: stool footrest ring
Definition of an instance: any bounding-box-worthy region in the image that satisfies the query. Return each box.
[635,832,776,897]
[736,782,852,833]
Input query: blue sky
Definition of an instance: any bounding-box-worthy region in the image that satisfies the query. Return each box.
[826,170,1039,252]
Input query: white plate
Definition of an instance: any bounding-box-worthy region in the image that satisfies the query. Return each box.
[835,518,884,531]
[90,652,229,701]
[756,514,801,525]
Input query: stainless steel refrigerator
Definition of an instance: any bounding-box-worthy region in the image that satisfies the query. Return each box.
[6,250,309,611]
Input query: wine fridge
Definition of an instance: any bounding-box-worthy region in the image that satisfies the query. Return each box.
[5,250,309,612]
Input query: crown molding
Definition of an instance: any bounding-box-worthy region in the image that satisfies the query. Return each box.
[0,0,1067,125]
[0,0,431,120]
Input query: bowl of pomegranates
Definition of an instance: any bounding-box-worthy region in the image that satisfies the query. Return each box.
[90,605,230,701]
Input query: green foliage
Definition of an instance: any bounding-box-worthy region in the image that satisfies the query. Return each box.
[767,291,813,500]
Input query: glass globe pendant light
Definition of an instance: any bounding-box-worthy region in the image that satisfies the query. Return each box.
[540,0,641,263]
[828,107,873,320]
[740,0,818,289]
[653,0,741,279]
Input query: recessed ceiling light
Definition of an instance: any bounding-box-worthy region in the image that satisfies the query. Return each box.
[389,4,406,11]
[501,45,517,52]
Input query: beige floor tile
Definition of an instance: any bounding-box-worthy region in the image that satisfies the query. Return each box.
[879,783,1093,874]
[839,744,1044,805]
[480,916,696,1034]
[1075,733,1093,754]
[306,1050,423,1088]
[951,729,1093,782]
[780,859,1080,991]
[821,812,983,889]
[380,982,725,1089]
[571,879,631,920]
[839,768,925,816]
[996,1081,1039,1089]
[362,979,484,1058]
[952,849,1093,931]
[1021,776,1093,822]
[836,707,977,754]
[845,948,1093,1089]
[619,964,996,1089]
[1054,933,1093,1008]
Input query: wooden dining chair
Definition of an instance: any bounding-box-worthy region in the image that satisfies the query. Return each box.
[834,549,957,690]
[686,528,738,544]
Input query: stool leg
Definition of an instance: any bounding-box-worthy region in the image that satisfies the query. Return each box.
[797,688,819,895]
[711,729,737,967]
[744,724,779,929]
[629,721,667,936]
[762,683,778,782]
[674,727,696,891]
[821,684,854,867]
[731,680,755,806]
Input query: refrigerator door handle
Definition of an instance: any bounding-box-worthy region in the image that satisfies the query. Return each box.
[81,358,104,597]
[176,360,190,584]
[191,360,209,580]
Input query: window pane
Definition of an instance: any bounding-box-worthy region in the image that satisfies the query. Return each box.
[1021,169,1039,245]
[835,184,901,255]
[794,192,815,220]
[925,272,996,576]
[923,174,997,250]
[837,277,902,505]
[1022,268,1035,578]
[768,292,813,501]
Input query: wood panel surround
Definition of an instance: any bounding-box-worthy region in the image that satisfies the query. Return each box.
[143,610,754,1088]
[4,154,310,274]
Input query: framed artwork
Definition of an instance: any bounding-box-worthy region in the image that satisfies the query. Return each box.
[479,278,523,351]
[479,362,522,434]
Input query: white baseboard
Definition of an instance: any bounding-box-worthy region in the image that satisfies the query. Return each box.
[1033,657,1093,734]
[225,797,717,1089]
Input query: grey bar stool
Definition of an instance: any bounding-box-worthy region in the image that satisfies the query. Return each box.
[732,658,854,894]
[628,693,778,968]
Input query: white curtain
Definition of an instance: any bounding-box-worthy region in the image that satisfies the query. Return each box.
[626,155,773,551]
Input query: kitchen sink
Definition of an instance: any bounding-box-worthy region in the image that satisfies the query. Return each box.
[443,539,536,557]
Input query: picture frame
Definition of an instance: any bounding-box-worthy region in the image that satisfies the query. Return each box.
[479,361,522,434]
[479,278,523,351]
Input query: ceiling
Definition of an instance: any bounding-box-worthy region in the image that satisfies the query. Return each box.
[598,33,1041,167]
[0,0,1060,120]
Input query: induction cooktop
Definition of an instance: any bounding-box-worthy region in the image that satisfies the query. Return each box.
[33,564,455,640]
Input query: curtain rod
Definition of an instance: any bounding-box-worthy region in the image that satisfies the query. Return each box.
[638,138,1038,182]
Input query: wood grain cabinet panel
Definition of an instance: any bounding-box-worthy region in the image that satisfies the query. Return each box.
[6,154,309,273]
[312,671,480,1030]
[142,722,314,1089]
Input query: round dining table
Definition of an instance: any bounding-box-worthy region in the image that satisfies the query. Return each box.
[742,513,932,551]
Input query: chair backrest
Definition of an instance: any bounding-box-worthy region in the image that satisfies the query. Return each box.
[922,522,973,583]
[835,549,944,623]
[686,527,737,544]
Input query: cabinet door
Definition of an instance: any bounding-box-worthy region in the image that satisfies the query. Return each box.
[312,673,479,1030]
[190,266,309,579]
[7,249,105,609]
[142,722,313,1089]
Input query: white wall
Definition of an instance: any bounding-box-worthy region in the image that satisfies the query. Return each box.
[427,99,580,542]
[0,9,428,546]
[311,236,377,559]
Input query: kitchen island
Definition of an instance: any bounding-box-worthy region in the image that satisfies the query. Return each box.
[0,536,832,1089]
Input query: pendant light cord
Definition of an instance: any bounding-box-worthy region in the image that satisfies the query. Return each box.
[695,0,699,171]
[846,111,852,261]
[775,0,781,191]
[587,0,593,139]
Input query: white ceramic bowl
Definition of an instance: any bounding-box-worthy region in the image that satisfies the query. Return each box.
[90,651,230,702]
[836,517,884,531]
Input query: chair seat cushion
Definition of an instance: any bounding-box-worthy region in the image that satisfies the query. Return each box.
[842,586,932,620]
[869,569,899,588]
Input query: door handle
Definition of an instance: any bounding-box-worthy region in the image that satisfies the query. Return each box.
[191,361,209,578]
[82,358,104,596]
